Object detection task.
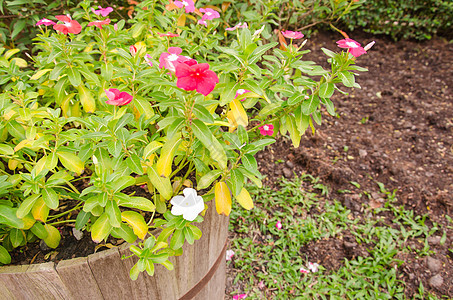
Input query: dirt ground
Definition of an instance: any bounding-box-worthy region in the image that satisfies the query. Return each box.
[238,31,453,298]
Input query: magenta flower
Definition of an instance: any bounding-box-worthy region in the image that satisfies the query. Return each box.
[233,294,247,300]
[336,38,367,58]
[226,249,234,261]
[158,32,179,37]
[36,18,56,26]
[200,8,220,20]
[105,89,133,106]
[281,30,304,39]
[259,124,274,136]
[235,89,251,102]
[299,267,309,274]
[226,22,248,31]
[174,0,195,13]
[175,62,219,96]
[53,15,82,35]
[198,19,208,27]
[88,19,110,29]
[92,6,113,17]
[144,54,153,67]
[275,220,282,230]
[159,47,190,72]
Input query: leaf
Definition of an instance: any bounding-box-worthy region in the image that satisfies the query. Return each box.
[31,197,49,222]
[121,211,148,240]
[156,134,181,177]
[338,71,355,87]
[219,81,239,106]
[16,194,40,219]
[117,195,156,212]
[142,141,162,161]
[214,182,232,216]
[30,222,48,239]
[77,85,96,113]
[67,66,81,87]
[106,200,122,228]
[323,98,336,116]
[0,144,14,155]
[191,120,227,170]
[148,165,173,200]
[301,95,320,115]
[319,82,334,98]
[236,188,254,210]
[197,169,222,189]
[193,104,214,123]
[11,58,27,68]
[230,99,248,127]
[56,151,85,175]
[0,205,24,228]
[183,226,194,245]
[126,154,144,175]
[30,69,52,81]
[9,228,24,248]
[230,169,244,197]
[286,116,301,148]
[91,213,112,243]
[0,245,11,264]
[111,223,137,244]
[42,188,59,210]
[295,106,310,134]
[43,224,61,249]
[75,210,90,230]
[170,229,185,250]
[110,176,135,193]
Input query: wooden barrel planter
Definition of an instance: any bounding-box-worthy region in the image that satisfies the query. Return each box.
[0,204,229,300]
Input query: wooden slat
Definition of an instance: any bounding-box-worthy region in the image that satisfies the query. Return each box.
[88,247,133,299]
[56,256,103,300]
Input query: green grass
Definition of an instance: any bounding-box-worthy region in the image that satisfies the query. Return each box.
[228,175,446,299]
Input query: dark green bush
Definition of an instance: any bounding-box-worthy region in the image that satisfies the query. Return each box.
[342,0,453,40]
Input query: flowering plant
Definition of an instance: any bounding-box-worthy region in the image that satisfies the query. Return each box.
[0,0,369,279]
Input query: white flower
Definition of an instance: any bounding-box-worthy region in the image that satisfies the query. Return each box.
[170,188,204,221]
[226,249,235,261]
[308,262,319,273]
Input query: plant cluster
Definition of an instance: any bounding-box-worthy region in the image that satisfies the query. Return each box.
[342,0,453,40]
[0,0,370,279]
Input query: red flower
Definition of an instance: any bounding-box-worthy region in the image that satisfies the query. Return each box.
[53,15,82,35]
[175,63,219,96]
[88,19,111,29]
[158,32,179,37]
[336,38,367,58]
[129,45,137,56]
[105,89,133,106]
[281,30,304,39]
[259,124,274,136]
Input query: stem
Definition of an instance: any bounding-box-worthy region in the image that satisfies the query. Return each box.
[49,219,77,226]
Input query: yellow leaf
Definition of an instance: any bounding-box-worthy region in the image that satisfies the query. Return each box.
[33,156,47,176]
[236,188,254,210]
[8,159,19,170]
[11,58,27,68]
[43,224,61,249]
[215,182,232,216]
[32,197,49,222]
[156,134,181,177]
[121,211,148,240]
[91,213,112,243]
[56,151,84,175]
[230,98,248,127]
[21,213,36,230]
[77,85,96,113]
[176,14,186,34]
[30,69,52,81]
[13,139,32,152]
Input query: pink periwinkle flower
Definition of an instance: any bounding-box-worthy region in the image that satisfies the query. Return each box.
[113,23,118,31]
[53,15,82,35]
[235,89,251,102]
[259,124,274,136]
[308,262,319,273]
[144,54,153,67]
[275,220,282,230]
[299,267,309,274]
[198,19,208,27]
[226,249,234,261]
[174,0,195,13]
[200,8,220,20]
[226,22,248,31]
[158,32,180,37]
[233,294,247,300]
[175,62,219,96]
[88,19,111,29]
[336,38,367,58]
[281,30,304,39]
[105,89,133,106]
[36,18,56,26]
[92,6,114,17]
[159,47,190,72]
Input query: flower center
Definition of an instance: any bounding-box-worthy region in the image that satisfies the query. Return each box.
[237,89,245,94]
[206,12,212,16]
[345,41,358,48]
[182,1,188,6]
[263,125,269,131]
[168,54,179,61]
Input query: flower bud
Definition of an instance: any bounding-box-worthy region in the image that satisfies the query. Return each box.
[364,41,375,51]
[129,45,137,56]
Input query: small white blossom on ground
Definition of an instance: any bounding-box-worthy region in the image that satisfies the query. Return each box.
[226,249,235,261]
[170,188,204,221]
[308,262,319,273]
[299,267,309,274]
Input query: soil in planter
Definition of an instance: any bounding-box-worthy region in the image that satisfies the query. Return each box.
[227,30,453,298]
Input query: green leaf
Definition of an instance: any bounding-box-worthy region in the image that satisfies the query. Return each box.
[111,223,137,244]
[219,81,239,106]
[188,224,202,240]
[110,176,135,193]
[286,116,301,148]
[0,144,14,155]
[230,169,244,197]
[170,229,185,250]
[183,226,194,245]
[193,104,214,123]
[0,245,11,264]
[295,106,310,134]
[191,120,227,169]
[338,71,355,87]
[237,125,248,145]
[319,83,334,98]
[323,98,336,116]
[321,47,336,58]
[16,194,40,219]
[43,224,61,248]
[75,210,91,230]
[126,154,144,175]
[30,222,48,239]
[42,188,59,210]
[117,194,156,212]
[56,151,84,175]
[0,205,24,228]
[91,213,112,243]
[9,228,24,248]
[148,165,173,200]
[106,200,122,228]
[301,95,320,115]
[66,66,82,87]
[242,155,259,176]
[197,169,222,189]
[258,102,281,118]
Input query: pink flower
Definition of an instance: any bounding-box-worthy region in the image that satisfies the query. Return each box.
[92,6,113,17]
[159,47,190,72]
[53,15,82,35]
[308,262,319,273]
[88,19,110,29]
[281,30,304,39]
[200,8,220,20]
[336,38,367,58]
[233,294,247,300]
[105,89,133,106]
[235,89,251,102]
[144,54,153,67]
[226,249,234,261]
[259,124,274,136]
[158,32,179,37]
[226,22,248,31]
[36,18,56,26]
[130,45,137,56]
[175,62,219,96]
[174,0,195,13]
[275,220,282,230]
[198,19,208,27]
[113,23,118,31]
[258,280,265,290]
[299,267,309,274]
